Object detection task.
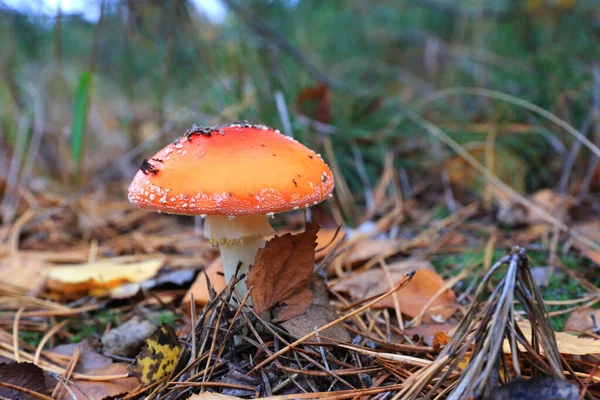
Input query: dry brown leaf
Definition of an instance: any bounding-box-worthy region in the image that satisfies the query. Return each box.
[526,189,572,225]
[45,257,163,298]
[57,363,139,400]
[331,260,457,323]
[564,309,600,332]
[0,255,49,295]
[572,220,600,266]
[247,222,319,321]
[279,274,350,343]
[315,227,346,260]
[342,238,400,265]
[0,362,47,400]
[296,84,331,123]
[187,394,242,400]
[503,321,600,355]
[432,331,452,352]
[497,189,572,228]
[182,257,227,309]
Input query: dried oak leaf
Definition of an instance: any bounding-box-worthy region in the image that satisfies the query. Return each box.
[331,260,457,323]
[247,222,319,321]
[0,362,47,400]
[127,324,181,385]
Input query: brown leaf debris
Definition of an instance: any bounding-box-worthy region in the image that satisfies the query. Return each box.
[247,222,319,321]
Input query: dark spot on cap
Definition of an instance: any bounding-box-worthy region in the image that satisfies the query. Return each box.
[293,179,297,187]
[308,154,314,159]
[152,158,163,163]
[272,153,276,157]
[184,124,212,139]
[140,158,159,175]
[228,192,232,197]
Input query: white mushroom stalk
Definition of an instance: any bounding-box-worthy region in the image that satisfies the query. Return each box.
[203,215,274,301]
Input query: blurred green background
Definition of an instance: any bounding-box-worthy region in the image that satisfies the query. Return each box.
[1,0,600,225]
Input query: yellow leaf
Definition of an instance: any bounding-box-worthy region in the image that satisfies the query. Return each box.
[503,321,600,355]
[128,324,181,385]
[45,257,163,297]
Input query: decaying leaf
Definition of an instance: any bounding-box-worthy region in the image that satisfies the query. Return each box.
[128,324,181,385]
[0,362,47,400]
[45,257,163,297]
[331,260,457,323]
[56,363,139,400]
[279,274,351,343]
[564,308,600,332]
[182,257,227,309]
[246,222,319,321]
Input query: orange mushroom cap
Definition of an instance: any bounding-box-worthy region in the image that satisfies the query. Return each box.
[128,121,334,216]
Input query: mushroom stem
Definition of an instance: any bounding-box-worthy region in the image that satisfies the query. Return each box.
[219,236,266,300]
[204,214,274,303]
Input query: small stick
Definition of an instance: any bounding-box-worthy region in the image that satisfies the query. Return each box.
[0,381,53,400]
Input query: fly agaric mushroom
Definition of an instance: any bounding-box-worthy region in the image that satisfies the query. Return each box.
[128,121,334,300]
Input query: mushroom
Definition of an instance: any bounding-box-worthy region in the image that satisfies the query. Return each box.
[128,121,334,301]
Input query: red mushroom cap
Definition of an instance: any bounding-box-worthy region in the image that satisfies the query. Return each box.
[128,122,334,216]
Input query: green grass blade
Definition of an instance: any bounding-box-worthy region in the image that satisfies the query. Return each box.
[71,71,93,181]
